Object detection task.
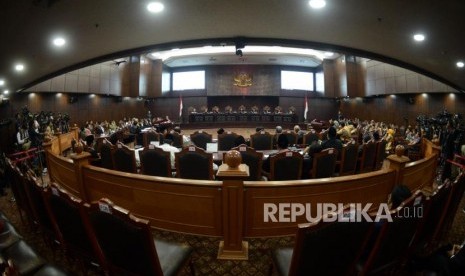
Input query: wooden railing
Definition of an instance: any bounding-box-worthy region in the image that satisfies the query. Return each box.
[43,131,440,258]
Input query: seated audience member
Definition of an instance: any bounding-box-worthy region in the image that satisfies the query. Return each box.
[173,126,190,147]
[158,134,181,168]
[217,128,225,135]
[17,124,31,150]
[388,184,412,209]
[262,134,289,173]
[273,125,283,148]
[83,135,99,158]
[385,128,395,153]
[234,135,246,147]
[256,126,265,133]
[372,131,381,142]
[321,126,343,154]
[337,122,351,142]
[28,120,43,148]
[294,125,305,144]
[302,140,322,179]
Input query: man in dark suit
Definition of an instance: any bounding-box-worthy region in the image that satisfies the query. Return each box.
[321,126,343,153]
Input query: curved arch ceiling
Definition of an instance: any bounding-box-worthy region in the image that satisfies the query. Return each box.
[1,0,465,93]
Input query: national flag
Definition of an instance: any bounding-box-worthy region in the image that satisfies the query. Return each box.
[179,95,183,118]
[304,94,308,121]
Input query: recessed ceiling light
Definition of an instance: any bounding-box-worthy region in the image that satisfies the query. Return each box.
[309,0,326,9]
[147,2,164,13]
[4,90,9,95]
[0,80,4,86]
[53,37,66,47]
[15,64,24,71]
[413,33,425,41]
[457,61,464,68]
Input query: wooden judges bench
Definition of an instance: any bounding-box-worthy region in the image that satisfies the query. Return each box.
[43,129,440,260]
[188,113,298,124]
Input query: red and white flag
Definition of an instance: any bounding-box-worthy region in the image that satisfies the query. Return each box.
[304,94,308,121]
[179,95,183,118]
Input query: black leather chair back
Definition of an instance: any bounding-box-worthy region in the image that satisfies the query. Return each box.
[311,148,337,178]
[303,132,319,145]
[84,199,163,276]
[190,131,212,150]
[282,131,298,145]
[111,143,137,173]
[218,132,238,151]
[143,131,162,147]
[359,141,377,172]
[360,191,426,274]
[23,172,54,237]
[45,183,95,260]
[99,139,114,170]
[231,144,263,181]
[250,132,273,150]
[270,151,303,181]
[139,147,172,177]
[339,142,358,176]
[374,140,387,170]
[175,146,214,180]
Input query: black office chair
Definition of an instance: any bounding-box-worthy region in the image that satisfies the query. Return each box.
[190,131,212,150]
[111,142,137,173]
[218,132,239,151]
[175,146,214,180]
[230,144,264,180]
[272,212,373,276]
[43,182,99,270]
[310,148,338,178]
[82,198,193,276]
[139,146,172,177]
[269,151,303,181]
[250,132,273,150]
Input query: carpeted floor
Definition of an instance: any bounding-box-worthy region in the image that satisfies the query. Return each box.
[1,180,464,276]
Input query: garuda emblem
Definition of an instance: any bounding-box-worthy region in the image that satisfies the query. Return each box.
[233,73,253,87]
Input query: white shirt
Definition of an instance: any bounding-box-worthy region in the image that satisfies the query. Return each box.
[157,143,180,168]
[17,129,29,145]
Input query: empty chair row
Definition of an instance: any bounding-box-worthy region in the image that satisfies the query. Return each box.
[4,159,194,275]
[272,172,465,275]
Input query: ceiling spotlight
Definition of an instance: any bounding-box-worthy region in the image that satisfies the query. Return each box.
[147,2,164,13]
[4,90,9,95]
[15,64,24,71]
[457,61,464,68]
[309,0,326,9]
[53,37,66,47]
[413,33,425,42]
[0,80,4,86]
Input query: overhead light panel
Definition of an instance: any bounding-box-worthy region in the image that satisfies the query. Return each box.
[15,64,24,71]
[53,37,66,47]
[147,2,164,13]
[457,61,464,68]
[309,0,326,9]
[0,80,4,86]
[150,45,329,61]
[413,33,425,42]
